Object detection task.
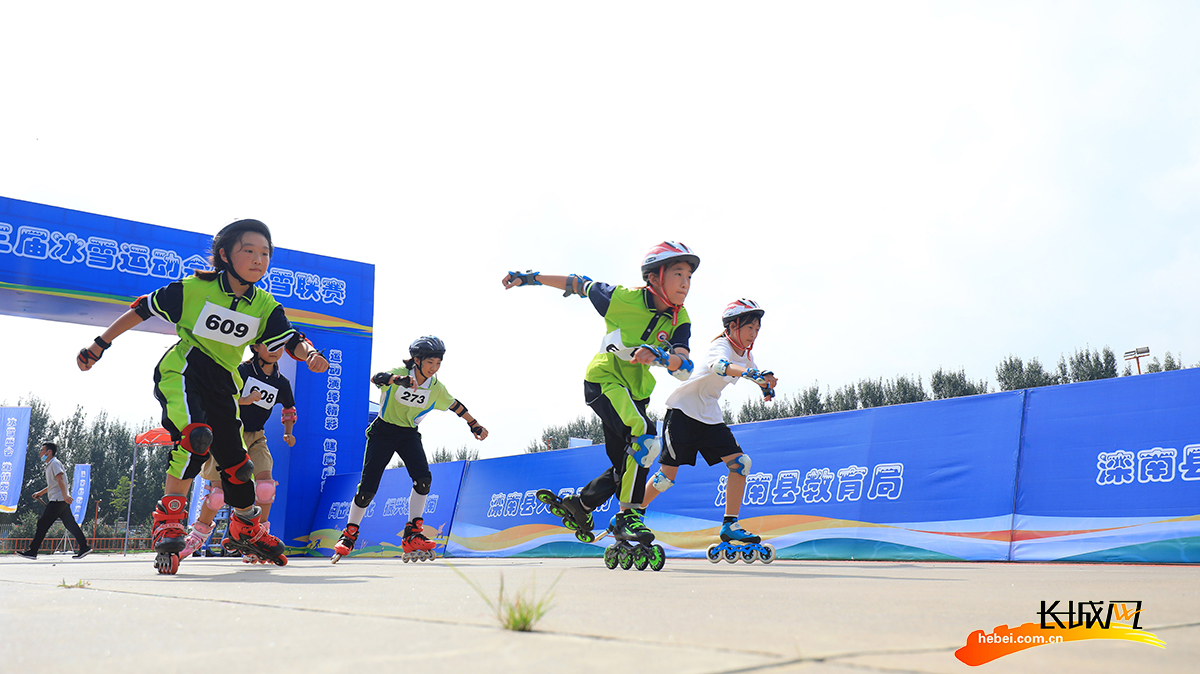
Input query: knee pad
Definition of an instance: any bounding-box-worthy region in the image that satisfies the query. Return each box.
[206,486,225,510]
[180,423,213,456]
[221,455,255,485]
[255,481,275,504]
[413,477,431,496]
[650,470,674,492]
[353,492,375,508]
[630,434,661,468]
[726,454,751,476]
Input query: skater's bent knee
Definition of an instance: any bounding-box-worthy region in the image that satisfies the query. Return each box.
[413,477,431,495]
[726,454,751,476]
[255,481,275,504]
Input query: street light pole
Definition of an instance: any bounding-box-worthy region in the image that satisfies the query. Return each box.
[1124,347,1150,375]
[123,447,135,556]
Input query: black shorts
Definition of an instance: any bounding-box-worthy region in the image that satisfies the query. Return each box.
[660,408,741,468]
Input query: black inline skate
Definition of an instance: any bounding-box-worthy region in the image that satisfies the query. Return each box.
[604,509,665,571]
[536,490,596,543]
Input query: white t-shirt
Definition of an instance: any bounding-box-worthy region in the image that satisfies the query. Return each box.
[665,336,756,425]
[44,457,69,501]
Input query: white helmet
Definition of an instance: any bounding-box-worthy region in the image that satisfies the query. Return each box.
[722,298,764,326]
[641,241,700,279]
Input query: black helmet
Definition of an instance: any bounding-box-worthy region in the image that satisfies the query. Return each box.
[211,219,273,274]
[409,335,446,360]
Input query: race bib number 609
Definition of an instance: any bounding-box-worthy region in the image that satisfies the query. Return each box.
[193,301,260,347]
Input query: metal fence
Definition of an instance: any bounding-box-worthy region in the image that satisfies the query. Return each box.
[1,537,153,553]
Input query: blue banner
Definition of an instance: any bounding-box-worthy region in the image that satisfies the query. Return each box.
[188,477,212,527]
[0,196,375,546]
[1012,368,1200,562]
[303,461,468,558]
[449,392,1026,561]
[1,406,31,514]
[70,464,91,524]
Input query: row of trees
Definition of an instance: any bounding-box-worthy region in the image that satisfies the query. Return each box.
[526,346,1190,448]
[2,395,162,539]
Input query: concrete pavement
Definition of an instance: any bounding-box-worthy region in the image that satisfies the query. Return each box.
[2,552,1197,673]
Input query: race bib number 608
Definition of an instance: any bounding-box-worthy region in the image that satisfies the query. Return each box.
[193,301,260,347]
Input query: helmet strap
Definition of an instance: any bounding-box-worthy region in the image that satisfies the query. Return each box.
[726,319,751,354]
[645,267,680,326]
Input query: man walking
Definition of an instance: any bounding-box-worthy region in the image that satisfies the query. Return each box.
[17,442,92,560]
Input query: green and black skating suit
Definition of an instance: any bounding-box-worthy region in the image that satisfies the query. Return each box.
[352,366,456,507]
[576,281,690,509]
[132,272,305,509]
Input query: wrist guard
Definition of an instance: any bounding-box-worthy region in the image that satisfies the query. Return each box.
[281,407,297,423]
[507,270,541,287]
[742,368,773,384]
[288,336,316,361]
[468,419,485,438]
[371,372,395,387]
[670,355,694,382]
[562,274,591,298]
[638,345,671,368]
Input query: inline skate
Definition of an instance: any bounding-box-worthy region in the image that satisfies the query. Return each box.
[536,490,596,543]
[706,518,775,564]
[604,509,665,571]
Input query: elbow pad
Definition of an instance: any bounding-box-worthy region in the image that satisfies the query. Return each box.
[449,400,468,418]
[670,356,693,381]
[562,274,592,298]
[371,372,394,387]
[714,359,731,377]
[281,407,297,423]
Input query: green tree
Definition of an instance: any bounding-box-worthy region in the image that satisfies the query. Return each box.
[797,384,824,416]
[1146,357,1162,373]
[109,475,132,513]
[857,379,886,408]
[825,384,859,412]
[883,375,927,405]
[930,368,988,399]
[995,355,1059,391]
[1065,346,1118,382]
[1163,352,1181,371]
[526,414,606,453]
[430,446,480,463]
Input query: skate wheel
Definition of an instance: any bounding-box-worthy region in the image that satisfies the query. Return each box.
[618,546,634,570]
[759,544,776,564]
[275,555,288,567]
[155,552,180,575]
[649,544,666,571]
[562,517,581,531]
[634,547,650,571]
[706,543,722,564]
[402,554,411,563]
[574,528,595,543]
[549,504,570,518]
[535,489,557,505]
[741,548,756,564]
[724,546,739,564]
[331,553,342,564]
[604,546,619,570]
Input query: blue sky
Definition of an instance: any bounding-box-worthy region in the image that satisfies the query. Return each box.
[2,2,1199,458]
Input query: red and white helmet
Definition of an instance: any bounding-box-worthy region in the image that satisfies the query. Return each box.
[641,241,700,279]
[722,298,764,327]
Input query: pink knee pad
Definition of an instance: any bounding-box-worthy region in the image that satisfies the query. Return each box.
[255,480,276,504]
[206,487,225,510]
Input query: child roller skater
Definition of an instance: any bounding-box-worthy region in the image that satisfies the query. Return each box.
[182,342,298,563]
[501,241,698,572]
[639,299,779,564]
[77,219,329,574]
[331,336,487,563]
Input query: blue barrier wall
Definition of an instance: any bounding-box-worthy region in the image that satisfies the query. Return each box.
[1012,368,1200,562]
[310,368,1200,563]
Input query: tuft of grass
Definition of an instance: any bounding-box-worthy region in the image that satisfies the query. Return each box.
[448,564,563,632]
[58,579,90,589]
